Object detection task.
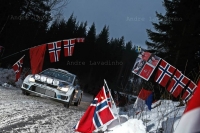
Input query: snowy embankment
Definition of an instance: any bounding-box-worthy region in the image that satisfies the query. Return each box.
[0,68,185,133]
[0,68,23,88]
[93,100,185,133]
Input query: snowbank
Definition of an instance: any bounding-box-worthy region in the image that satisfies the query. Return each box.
[105,119,146,133]
[109,100,185,133]
[0,68,23,88]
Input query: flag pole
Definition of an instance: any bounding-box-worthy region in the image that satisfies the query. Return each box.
[104,79,121,124]
[1,48,29,60]
[13,55,25,65]
[1,43,46,60]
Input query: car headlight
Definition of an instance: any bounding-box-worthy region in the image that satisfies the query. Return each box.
[53,80,59,86]
[35,74,40,80]
[58,87,69,92]
[29,76,35,82]
[57,82,69,92]
[41,76,47,82]
[47,78,53,84]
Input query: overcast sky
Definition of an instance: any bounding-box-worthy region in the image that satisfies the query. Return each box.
[63,0,165,49]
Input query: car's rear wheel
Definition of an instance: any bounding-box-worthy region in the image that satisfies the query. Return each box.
[74,94,82,106]
[79,94,82,105]
[74,98,80,106]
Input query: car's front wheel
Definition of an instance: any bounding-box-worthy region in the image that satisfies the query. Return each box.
[64,102,70,108]
[22,90,30,96]
[64,91,74,108]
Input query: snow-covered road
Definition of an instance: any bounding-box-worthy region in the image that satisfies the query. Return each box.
[0,86,93,133]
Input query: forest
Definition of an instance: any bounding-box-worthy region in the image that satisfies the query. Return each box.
[1,0,200,98]
[0,0,138,94]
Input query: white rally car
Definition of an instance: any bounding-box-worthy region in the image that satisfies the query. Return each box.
[21,68,83,108]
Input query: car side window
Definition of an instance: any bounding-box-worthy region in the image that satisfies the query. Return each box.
[74,79,80,89]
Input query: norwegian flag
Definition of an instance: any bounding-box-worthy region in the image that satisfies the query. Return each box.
[63,39,75,57]
[12,55,24,82]
[174,81,200,133]
[76,38,85,43]
[154,59,176,87]
[48,41,61,62]
[182,81,197,102]
[74,86,115,133]
[167,70,190,98]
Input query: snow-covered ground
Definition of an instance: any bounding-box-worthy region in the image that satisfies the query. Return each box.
[0,68,185,133]
[0,87,90,132]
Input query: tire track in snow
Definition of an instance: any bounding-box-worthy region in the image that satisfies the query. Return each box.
[0,86,91,133]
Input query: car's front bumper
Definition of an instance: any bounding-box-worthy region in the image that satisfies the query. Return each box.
[21,81,72,103]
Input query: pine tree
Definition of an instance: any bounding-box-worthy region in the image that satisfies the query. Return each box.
[146,0,200,76]
[0,0,52,67]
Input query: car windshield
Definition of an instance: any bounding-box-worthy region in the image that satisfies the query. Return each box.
[40,69,75,84]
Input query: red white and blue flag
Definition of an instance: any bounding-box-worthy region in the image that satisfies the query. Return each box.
[48,41,61,62]
[167,70,189,97]
[63,39,75,57]
[174,81,200,133]
[12,55,25,82]
[182,81,197,102]
[134,88,153,113]
[74,86,115,133]
[154,59,176,87]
